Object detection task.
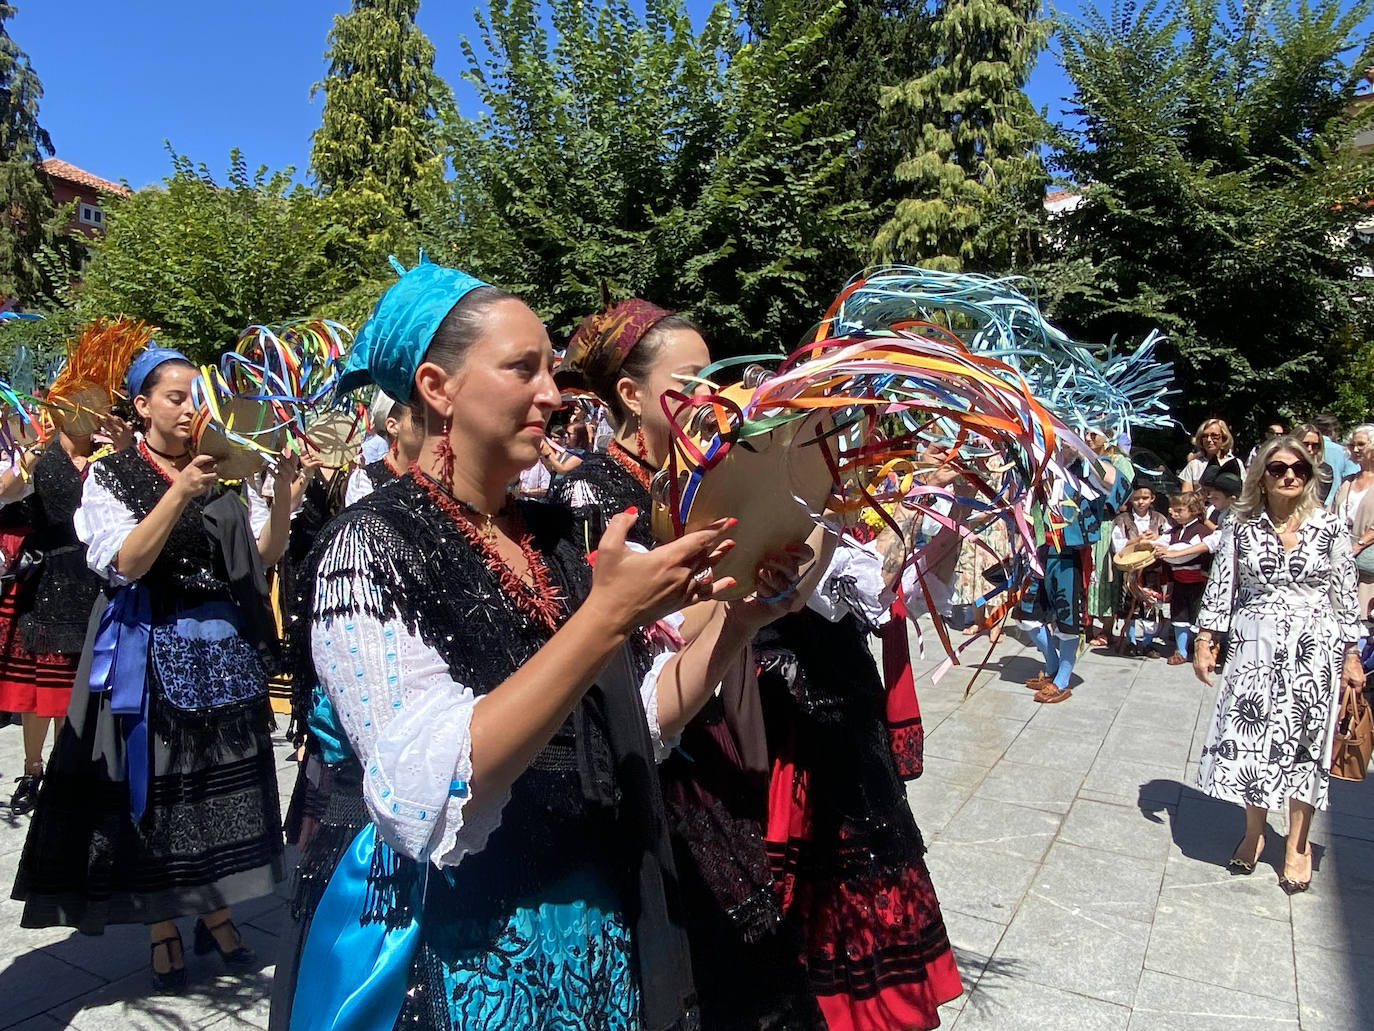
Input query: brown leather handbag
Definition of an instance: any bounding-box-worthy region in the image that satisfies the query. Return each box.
[1330,684,1373,782]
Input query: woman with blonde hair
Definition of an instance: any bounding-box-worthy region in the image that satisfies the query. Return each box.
[1181,418,1241,492]
[1193,435,1363,894]
[1327,422,1374,617]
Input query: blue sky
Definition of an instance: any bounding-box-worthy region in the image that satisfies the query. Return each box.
[15,0,1080,190]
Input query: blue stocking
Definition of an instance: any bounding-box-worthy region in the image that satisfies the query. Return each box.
[1052,635,1078,690]
[1028,624,1059,678]
[1127,622,1139,646]
[1174,624,1190,658]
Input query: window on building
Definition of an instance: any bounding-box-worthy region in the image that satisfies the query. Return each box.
[78,203,103,227]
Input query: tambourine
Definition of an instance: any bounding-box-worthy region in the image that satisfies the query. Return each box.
[1112,538,1157,572]
[190,397,285,481]
[44,383,109,437]
[651,382,834,601]
[302,407,367,469]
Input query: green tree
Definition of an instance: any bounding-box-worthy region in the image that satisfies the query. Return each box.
[875,0,1048,269]
[78,150,349,363]
[311,0,451,211]
[428,0,857,350]
[0,3,68,304]
[744,0,934,268]
[1040,0,1374,441]
[310,0,452,307]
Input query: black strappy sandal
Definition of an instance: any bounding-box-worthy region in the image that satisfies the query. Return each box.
[151,930,187,993]
[194,915,257,968]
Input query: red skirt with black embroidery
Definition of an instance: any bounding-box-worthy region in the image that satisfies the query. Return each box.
[764,596,960,1031]
[766,753,962,1031]
[0,531,78,720]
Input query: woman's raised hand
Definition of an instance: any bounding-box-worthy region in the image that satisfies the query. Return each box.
[587,509,737,634]
[174,455,219,499]
[725,543,815,631]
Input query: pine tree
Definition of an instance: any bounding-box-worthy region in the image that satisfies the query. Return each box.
[875,0,1047,269]
[310,0,451,217]
[0,2,59,303]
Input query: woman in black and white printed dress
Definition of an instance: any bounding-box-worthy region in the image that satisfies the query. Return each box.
[1194,436,1364,894]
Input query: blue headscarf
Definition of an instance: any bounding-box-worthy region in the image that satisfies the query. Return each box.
[125,346,191,399]
[336,258,490,403]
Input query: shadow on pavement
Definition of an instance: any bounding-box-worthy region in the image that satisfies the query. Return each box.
[1139,776,1374,1030]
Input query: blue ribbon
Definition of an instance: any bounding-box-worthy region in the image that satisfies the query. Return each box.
[290,825,423,1031]
[88,584,154,821]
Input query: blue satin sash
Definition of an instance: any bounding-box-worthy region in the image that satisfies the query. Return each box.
[88,583,154,821]
[308,685,352,764]
[290,824,423,1031]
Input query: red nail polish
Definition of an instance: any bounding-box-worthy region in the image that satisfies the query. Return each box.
[625,506,638,516]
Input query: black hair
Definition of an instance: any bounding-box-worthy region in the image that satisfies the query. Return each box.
[604,313,705,424]
[408,285,518,422]
[1313,412,1340,437]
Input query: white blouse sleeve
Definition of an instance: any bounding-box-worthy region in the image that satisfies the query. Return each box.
[74,469,139,584]
[641,609,685,762]
[244,477,270,536]
[807,537,891,625]
[311,614,506,867]
[344,468,373,507]
[310,524,508,867]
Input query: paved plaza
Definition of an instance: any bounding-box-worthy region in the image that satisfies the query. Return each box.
[0,626,1370,1030]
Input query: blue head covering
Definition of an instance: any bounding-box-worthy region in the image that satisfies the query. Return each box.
[126,346,191,399]
[336,257,490,403]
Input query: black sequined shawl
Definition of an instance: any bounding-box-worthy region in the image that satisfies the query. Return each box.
[19,440,103,654]
[549,451,655,550]
[92,448,245,615]
[296,473,697,1031]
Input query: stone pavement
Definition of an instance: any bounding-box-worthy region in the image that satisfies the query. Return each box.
[0,626,1369,1031]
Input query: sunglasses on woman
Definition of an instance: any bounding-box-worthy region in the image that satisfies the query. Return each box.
[1264,460,1312,481]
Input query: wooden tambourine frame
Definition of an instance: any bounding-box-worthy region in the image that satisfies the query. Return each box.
[191,396,285,481]
[651,382,835,601]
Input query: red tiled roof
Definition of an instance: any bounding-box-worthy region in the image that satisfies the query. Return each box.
[1045,188,1081,204]
[39,158,130,197]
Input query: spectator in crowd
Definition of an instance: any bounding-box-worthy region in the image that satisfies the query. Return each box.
[1315,413,1355,503]
[1194,435,1362,894]
[1181,419,1242,492]
[1246,421,1285,465]
[1294,423,1334,504]
[1328,422,1374,618]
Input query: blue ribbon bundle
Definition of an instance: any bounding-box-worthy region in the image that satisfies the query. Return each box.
[88,583,154,820]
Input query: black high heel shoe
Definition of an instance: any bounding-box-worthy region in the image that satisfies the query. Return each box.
[9,772,41,815]
[151,930,187,993]
[1227,834,1263,876]
[193,916,257,968]
[1279,850,1312,895]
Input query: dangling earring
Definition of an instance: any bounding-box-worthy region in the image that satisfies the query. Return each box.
[434,415,455,489]
[635,424,648,463]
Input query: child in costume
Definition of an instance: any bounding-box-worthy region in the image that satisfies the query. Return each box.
[1158,491,1212,664]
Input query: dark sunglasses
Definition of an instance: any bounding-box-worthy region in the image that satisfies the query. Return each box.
[1264,460,1312,481]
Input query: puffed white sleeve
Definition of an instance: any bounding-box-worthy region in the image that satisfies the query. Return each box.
[344,468,374,507]
[74,467,139,585]
[807,537,891,625]
[640,609,685,762]
[310,523,509,867]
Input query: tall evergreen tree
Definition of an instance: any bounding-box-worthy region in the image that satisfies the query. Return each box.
[0,2,60,303]
[310,0,451,213]
[875,0,1047,269]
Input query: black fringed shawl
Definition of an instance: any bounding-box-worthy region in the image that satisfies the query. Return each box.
[295,473,698,1031]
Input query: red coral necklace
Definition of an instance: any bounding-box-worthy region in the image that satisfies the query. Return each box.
[607,439,654,492]
[410,466,564,633]
[138,439,178,486]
